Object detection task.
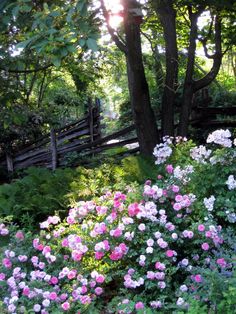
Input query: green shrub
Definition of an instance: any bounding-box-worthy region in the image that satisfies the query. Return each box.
[0,167,73,228]
[0,156,155,228]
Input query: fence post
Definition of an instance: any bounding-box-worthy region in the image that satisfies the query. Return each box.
[88,98,94,143]
[50,128,57,170]
[95,98,102,140]
[6,152,14,173]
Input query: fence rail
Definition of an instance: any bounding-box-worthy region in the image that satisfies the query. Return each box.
[190,106,236,129]
[187,88,236,129]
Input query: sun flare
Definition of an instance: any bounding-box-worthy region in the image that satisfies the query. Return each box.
[104,0,123,28]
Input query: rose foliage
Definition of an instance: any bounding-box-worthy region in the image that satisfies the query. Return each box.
[0,129,236,313]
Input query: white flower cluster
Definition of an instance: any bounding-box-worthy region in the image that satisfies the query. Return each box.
[143,184,163,199]
[190,145,212,163]
[209,155,226,165]
[226,175,236,190]
[226,211,236,223]
[206,129,232,148]
[137,201,158,221]
[203,195,216,211]
[173,165,194,184]
[153,137,173,165]
[0,223,9,236]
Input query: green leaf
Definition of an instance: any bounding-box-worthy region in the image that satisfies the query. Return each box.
[50,10,60,18]
[43,3,49,12]
[60,47,68,57]
[66,7,74,23]
[79,38,86,47]
[76,0,86,12]
[15,38,32,49]
[3,121,8,129]
[51,56,61,67]
[12,6,19,17]
[20,4,32,13]
[86,38,98,51]
[66,44,77,53]
[2,15,10,25]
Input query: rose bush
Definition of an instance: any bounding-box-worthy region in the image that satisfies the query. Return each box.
[0,129,236,313]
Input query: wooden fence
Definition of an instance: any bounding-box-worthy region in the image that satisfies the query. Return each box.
[190,88,236,129]
[0,100,139,173]
[4,88,234,173]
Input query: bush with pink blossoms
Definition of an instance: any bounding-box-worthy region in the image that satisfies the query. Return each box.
[0,129,236,313]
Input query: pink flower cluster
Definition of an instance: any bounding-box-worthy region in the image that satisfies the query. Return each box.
[110,243,129,261]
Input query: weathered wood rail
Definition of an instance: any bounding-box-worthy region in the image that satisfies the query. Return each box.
[0,100,138,172]
[191,106,236,129]
[189,88,236,129]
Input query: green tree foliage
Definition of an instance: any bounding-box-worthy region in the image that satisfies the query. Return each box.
[0,0,104,153]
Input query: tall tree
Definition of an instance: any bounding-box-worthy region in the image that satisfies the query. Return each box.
[101,0,159,156]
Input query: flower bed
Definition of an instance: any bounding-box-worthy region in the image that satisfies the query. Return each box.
[0,129,236,313]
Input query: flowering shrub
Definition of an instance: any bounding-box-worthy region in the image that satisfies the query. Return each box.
[0,129,236,313]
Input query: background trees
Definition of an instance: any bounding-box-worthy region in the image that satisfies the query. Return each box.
[0,0,235,157]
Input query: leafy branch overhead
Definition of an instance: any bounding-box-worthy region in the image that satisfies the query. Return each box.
[0,0,100,70]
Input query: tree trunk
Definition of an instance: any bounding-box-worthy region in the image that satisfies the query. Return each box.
[151,30,164,94]
[126,57,159,156]
[178,85,194,136]
[154,0,178,137]
[178,9,199,137]
[123,1,159,156]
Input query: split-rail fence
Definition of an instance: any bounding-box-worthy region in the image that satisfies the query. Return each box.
[0,100,138,173]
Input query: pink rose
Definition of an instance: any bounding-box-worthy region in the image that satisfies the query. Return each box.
[95,287,103,295]
[216,258,227,268]
[172,185,180,193]
[15,231,24,240]
[198,224,205,232]
[95,252,104,260]
[175,194,183,202]
[0,273,6,280]
[67,270,77,279]
[201,243,209,251]
[166,250,174,258]
[135,302,144,310]
[50,277,58,285]
[49,292,57,300]
[61,302,70,311]
[166,164,174,174]
[96,275,105,284]
[194,274,202,283]
[173,203,182,211]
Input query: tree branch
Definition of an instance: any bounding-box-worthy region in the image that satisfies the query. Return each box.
[198,16,215,59]
[203,41,215,58]
[38,69,48,106]
[140,30,155,54]
[194,14,222,92]
[100,0,127,54]
[0,63,53,74]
